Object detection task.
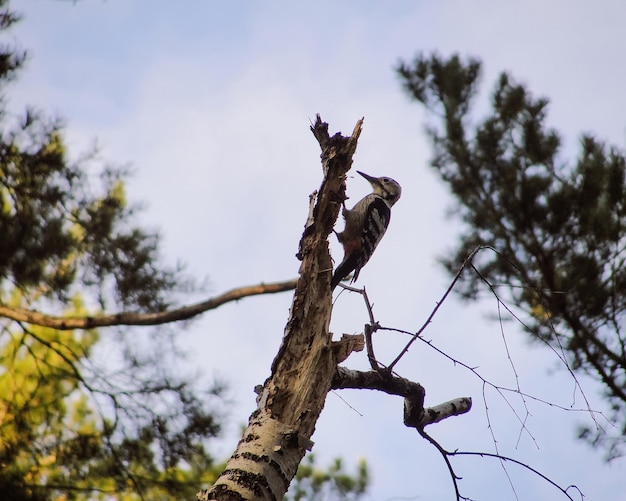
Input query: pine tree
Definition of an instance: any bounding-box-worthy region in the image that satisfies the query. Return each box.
[397,52,626,458]
[0,2,222,498]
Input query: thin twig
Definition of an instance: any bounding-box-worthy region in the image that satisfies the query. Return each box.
[335,284,382,370]
[417,427,583,501]
[361,286,380,370]
[417,427,463,501]
[387,246,482,371]
[470,260,600,431]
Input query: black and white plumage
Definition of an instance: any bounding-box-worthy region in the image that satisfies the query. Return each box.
[331,171,402,290]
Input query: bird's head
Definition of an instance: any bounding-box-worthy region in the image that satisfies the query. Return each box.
[357,170,402,207]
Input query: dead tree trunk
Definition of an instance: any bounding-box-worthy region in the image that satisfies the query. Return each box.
[197,115,471,500]
[197,115,363,500]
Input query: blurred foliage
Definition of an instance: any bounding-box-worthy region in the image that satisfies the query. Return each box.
[0,1,224,498]
[398,52,626,458]
[286,454,368,501]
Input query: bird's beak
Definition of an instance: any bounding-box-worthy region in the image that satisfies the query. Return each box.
[356,170,379,186]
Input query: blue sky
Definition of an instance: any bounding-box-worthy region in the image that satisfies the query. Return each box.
[13,1,626,499]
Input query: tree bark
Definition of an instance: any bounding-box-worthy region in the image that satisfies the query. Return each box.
[197,115,363,500]
[0,279,298,329]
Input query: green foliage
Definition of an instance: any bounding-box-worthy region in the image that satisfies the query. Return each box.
[398,53,626,458]
[286,454,369,501]
[0,2,224,498]
[0,106,183,311]
[0,0,183,312]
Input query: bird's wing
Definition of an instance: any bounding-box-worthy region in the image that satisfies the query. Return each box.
[352,197,391,282]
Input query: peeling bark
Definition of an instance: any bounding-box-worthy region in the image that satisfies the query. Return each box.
[198,116,363,500]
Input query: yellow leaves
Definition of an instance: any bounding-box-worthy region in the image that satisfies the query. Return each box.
[0,293,101,445]
[109,178,127,207]
[39,453,57,467]
[89,177,127,215]
[0,185,14,215]
[68,221,86,242]
[0,336,71,427]
[529,294,552,321]
[40,131,66,163]
[0,310,104,498]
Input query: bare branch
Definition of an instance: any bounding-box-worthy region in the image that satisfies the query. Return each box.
[449,450,584,500]
[332,367,471,428]
[388,246,481,371]
[332,366,425,398]
[417,397,472,427]
[469,256,601,429]
[417,428,463,500]
[363,323,379,371]
[344,285,381,370]
[417,426,583,501]
[0,278,298,330]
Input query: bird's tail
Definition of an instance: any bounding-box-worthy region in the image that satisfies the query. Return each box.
[331,254,359,290]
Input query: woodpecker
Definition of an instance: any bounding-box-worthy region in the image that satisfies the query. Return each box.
[331,171,402,290]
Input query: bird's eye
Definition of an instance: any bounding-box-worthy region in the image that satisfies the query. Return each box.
[382,177,390,183]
